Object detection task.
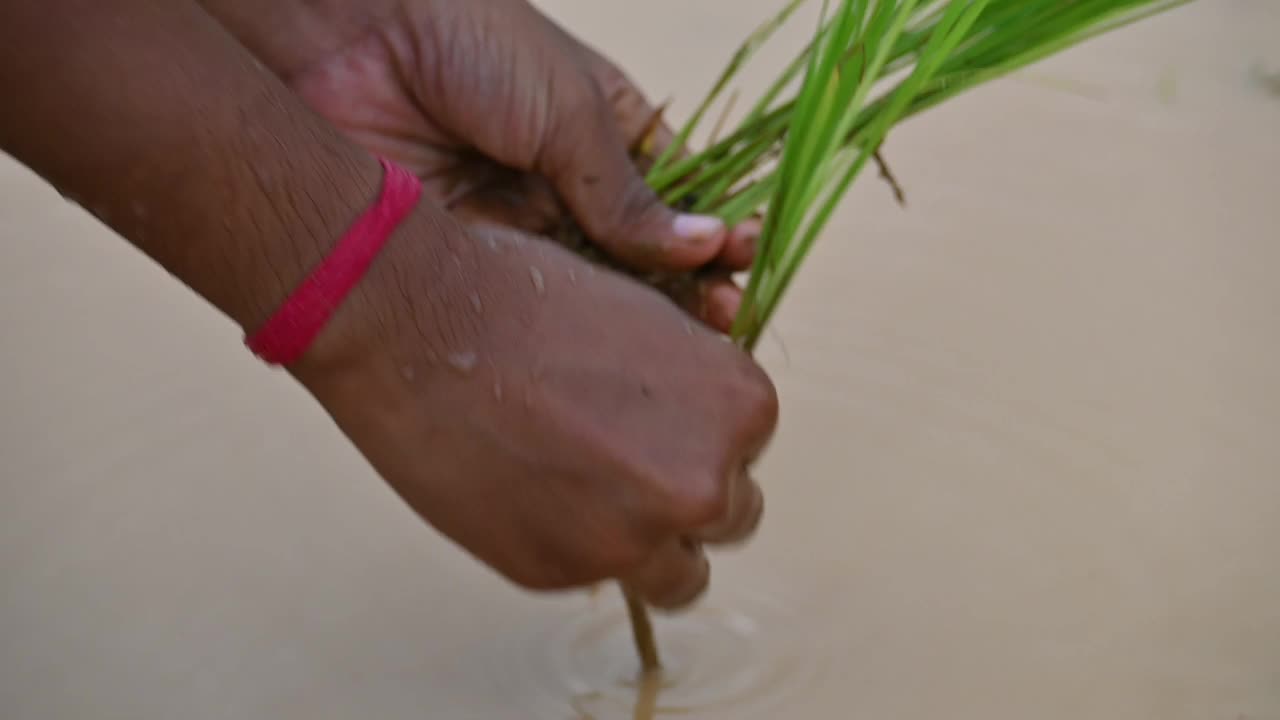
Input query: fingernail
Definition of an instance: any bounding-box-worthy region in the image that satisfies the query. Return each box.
[673,213,725,243]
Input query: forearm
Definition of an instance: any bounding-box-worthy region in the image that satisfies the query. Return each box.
[0,0,382,331]
[195,0,402,79]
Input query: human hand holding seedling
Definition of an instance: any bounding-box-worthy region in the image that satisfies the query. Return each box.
[291,212,775,608]
[199,0,773,665]
[0,0,776,626]
[204,0,761,333]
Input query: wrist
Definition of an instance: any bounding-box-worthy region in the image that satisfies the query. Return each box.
[121,87,387,335]
[244,156,423,368]
[217,136,386,335]
[284,203,469,387]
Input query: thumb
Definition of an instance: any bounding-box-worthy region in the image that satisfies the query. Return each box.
[539,96,728,272]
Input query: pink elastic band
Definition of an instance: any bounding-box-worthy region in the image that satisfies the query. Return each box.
[246,157,421,365]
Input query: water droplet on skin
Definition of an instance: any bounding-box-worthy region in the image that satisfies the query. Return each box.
[470,292,483,314]
[529,267,546,295]
[485,235,499,251]
[493,381,504,402]
[568,268,578,286]
[447,351,478,374]
[684,321,695,336]
[401,365,417,382]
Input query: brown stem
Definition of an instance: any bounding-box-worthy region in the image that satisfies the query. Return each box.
[632,657,664,720]
[622,583,661,673]
[873,148,906,207]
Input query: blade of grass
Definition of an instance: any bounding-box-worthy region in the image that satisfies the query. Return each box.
[647,0,811,179]
[745,0,993,348]
[623,0,1193,677]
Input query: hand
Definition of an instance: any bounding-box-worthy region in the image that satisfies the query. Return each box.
[293,209,776,608]
[205,0,757,332]
[0,0,777,611]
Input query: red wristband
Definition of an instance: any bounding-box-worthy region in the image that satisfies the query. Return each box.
[245,157,421,366]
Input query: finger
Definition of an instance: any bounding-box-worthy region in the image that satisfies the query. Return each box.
[720,217,762,271]
[588,59,761,273]
[702,279,743,334]
[697,472,764,546]
[624,537,710,611]
[583,51,680,165]
[539,90,729,273]
[669,274,742,334]
[628,101,676,174]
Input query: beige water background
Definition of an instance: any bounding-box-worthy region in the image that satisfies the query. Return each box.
[3,1,1279,718]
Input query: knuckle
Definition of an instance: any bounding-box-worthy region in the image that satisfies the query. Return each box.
[556,74,612,135]
[724,482,766,545]
[734,358,780,436]
[605,174,663,239]
[591,58,630,96]
[595,64,651,126]
[543,80,607,166]
[646,557,710,610]
[670,472,732,530]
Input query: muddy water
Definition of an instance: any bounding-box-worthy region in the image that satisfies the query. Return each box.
[3,2,1279,719]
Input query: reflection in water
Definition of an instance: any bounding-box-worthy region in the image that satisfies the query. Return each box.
[631,671,662,720]
[570,669,662,720]
[497,587,825,719]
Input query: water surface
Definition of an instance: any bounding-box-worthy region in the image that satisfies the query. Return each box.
[3,2,1279,718]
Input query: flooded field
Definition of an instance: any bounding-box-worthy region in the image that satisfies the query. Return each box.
[3,1,1279,718]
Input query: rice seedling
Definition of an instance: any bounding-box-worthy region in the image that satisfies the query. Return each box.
[597,0,1195,676]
